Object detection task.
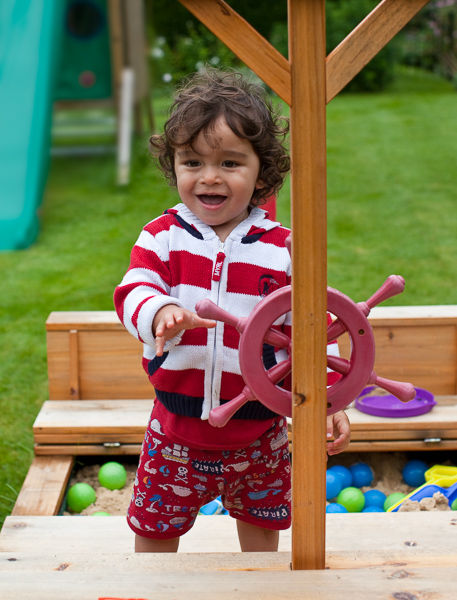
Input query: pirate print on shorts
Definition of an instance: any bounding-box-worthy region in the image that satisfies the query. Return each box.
[127,410,291,539]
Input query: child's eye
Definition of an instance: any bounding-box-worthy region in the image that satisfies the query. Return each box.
[223,160,238,168]
[185,160,200,167]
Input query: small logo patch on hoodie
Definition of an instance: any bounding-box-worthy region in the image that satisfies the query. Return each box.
[258,275,279,297]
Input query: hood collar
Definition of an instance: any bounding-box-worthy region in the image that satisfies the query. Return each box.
[166,203,282,242]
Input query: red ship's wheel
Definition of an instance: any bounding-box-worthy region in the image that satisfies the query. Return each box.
[238,285,376,418]
[196,275,415,427]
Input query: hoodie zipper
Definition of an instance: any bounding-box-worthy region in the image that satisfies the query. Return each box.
[210,240,226,408]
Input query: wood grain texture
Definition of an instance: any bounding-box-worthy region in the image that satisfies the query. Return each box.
[2,513,457,563]
[288,0,328,571]
[11,456,74,516]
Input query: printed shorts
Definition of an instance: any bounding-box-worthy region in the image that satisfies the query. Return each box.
[127,414,291,539]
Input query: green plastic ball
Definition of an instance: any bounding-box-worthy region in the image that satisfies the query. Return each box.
[451,498,457,511]
[66,482,96,513]
[384,492,406,512]
[98,461,127,490]
[336,486,365,512]
[92,511,111,516]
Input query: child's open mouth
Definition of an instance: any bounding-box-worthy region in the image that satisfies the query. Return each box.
[197,194,227,206]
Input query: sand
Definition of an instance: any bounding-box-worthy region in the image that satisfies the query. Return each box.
[64,452,454,515]
[64,463,137,516]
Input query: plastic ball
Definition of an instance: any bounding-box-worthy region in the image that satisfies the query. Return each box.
[98,462,127,490]
[362,506,384,513]
[364,489,386,510]
[337,487,365,513]
[384,492,406,511]
[326,503,348,513]
[66,482,96,513]
[328,465,353,489]
[326,470,343,500]
[349,462,374,488]
[402,460,428,488]
[451,498,457,511]
[92,511,111,516]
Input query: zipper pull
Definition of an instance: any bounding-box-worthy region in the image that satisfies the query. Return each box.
[212,251,226,281]
[212,243,226,281]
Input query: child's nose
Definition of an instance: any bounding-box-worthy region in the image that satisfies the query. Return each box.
[200,166,222,184]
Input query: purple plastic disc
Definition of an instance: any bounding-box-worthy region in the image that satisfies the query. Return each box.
[355,386,436,418]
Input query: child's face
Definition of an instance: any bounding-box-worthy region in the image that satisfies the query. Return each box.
[174,116,262,241]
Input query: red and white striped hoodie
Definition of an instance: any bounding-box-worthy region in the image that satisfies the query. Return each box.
[114,203,337,423]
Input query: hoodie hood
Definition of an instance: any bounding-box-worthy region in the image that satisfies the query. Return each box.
[164,203,283,244]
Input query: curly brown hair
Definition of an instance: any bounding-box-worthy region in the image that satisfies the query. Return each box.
[149,67,290,205]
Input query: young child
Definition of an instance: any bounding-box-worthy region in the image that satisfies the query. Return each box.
[114,68,350,553]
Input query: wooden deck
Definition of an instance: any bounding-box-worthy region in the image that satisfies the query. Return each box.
[1,513,456,599]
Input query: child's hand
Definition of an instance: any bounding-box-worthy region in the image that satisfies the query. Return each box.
[326,410,351,457]
[153,305,216,356]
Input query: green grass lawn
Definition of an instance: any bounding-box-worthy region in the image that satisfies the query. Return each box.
[0,68,456,528]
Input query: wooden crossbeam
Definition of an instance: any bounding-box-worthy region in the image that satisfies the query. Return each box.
[326,0,432,102]
[178,0,292,104]
[178,0,431,107]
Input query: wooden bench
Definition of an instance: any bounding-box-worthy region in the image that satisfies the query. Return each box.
[11,305,457,518]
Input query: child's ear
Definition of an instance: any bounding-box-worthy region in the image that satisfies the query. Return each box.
[255,179,265,190]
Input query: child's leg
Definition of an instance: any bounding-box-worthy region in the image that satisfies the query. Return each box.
[135,533,180,553]
[236,519,279,552]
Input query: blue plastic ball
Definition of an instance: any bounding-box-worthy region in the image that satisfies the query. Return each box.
[362,506,384,513]
[364,489,386,509]
[326,503,348,513]
[326,471,343,500]
[402,460,428,487]
[349,462,374,488]
[328,465,352,489]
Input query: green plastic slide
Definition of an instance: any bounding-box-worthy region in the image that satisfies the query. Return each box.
[0,0,63,250]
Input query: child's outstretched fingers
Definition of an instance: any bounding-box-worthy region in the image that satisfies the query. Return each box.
[326,410,351,457]
[153,305,216,356]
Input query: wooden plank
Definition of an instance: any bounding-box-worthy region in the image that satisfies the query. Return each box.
[347,403,457,431]
[349,429,457,441]
[34,444,142,456]
[178,0,291,105]
[0,550,293,572]
[0,515,246,554]
[326,0,432,102]
[46,311,123,331]
[339,324,457,395]
[47,331,153,400]
[45,306,457,331]
[33,433,144,444]
[33,400,151,435]
[365,304,457,325]
[2,513,457,567]
[288,0,328,571]
[345,439,457,452]
[11,457,74,516]
[1,562,456,600]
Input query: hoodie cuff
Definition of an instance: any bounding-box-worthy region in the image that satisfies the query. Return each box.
[136,296,184,351]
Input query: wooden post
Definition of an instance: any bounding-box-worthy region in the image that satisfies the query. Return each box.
[288,0,328,570]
